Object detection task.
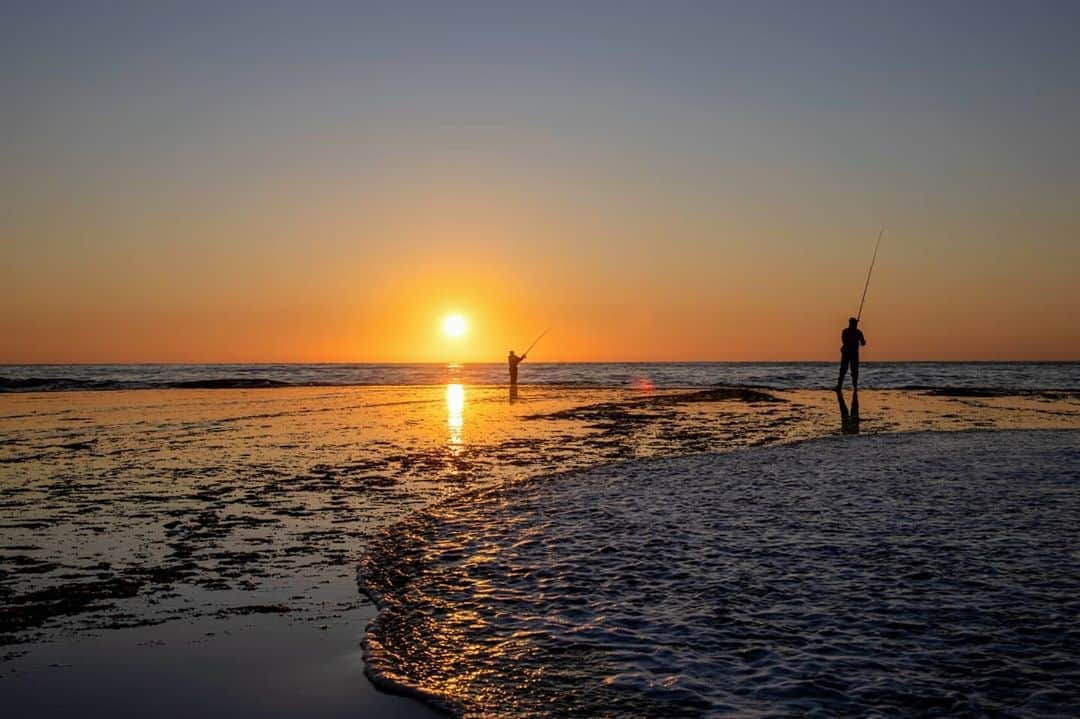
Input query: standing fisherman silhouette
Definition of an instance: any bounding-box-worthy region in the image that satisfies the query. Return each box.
[508,350,526,387]
[836,317,866,391]
[507,328,550,393]
[835,227,882,393]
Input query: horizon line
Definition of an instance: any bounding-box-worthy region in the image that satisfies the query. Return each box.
[3,359,1080,367]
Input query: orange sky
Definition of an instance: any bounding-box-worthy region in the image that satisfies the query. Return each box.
[5,192,1078,362]
[4,5,1079,363]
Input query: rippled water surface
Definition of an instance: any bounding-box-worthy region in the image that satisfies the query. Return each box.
[360,430,1080,718]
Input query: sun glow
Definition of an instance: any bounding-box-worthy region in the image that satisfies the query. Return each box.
[442,314,468,338]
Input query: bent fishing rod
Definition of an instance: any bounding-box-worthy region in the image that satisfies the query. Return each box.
[856,227,884,322]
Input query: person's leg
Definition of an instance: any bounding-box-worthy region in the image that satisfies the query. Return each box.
[851,354,860,390]
[836,354,849,390]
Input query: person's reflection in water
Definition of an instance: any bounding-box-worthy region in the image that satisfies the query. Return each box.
[508,385,519,402]
[836,388,860,434]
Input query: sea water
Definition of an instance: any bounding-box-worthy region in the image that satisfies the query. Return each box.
[360,430,1080,718]
[3,361,1079,392]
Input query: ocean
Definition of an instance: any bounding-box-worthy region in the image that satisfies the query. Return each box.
[2,361,1079,392]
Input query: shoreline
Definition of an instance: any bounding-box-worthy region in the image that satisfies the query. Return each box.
[4,361,1080,397]
[4,382,1080,396]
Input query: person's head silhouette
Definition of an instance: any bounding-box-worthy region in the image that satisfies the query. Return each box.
[848,317,858,328]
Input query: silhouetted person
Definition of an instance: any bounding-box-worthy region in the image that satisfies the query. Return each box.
[508,350,526,387]
[836,388,860,434]
[836,317,866,391]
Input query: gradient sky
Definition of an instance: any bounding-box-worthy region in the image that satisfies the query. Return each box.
[3,1,1078,362]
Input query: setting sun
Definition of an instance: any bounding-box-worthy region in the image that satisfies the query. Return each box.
[442,314,468,339]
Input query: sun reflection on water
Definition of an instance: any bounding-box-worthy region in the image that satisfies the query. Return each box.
[446,383,465,450]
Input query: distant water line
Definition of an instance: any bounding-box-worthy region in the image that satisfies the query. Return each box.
[2,362,1079,393]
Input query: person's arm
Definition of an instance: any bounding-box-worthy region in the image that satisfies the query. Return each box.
[860,331,866,346]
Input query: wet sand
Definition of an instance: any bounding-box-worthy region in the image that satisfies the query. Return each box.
[2,386,1078,715]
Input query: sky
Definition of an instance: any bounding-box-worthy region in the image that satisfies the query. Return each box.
[3,1,1078,362]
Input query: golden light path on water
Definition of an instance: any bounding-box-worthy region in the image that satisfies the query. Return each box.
[446,382,465,451]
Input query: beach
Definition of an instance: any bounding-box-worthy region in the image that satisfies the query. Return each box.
[3,380,1079,716]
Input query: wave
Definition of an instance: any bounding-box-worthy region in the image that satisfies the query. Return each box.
[0,377,303,392]
[358,430,1080,718]
[3,362,1080,393]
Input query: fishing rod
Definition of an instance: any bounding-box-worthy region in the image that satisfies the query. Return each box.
[522,327,551,357]
[856,227,884,321]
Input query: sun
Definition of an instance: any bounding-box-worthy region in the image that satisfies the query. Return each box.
[442,313,468,338]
